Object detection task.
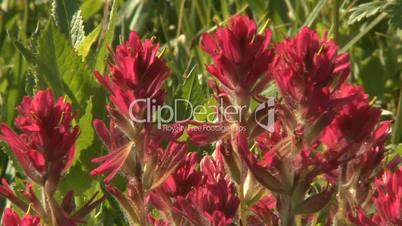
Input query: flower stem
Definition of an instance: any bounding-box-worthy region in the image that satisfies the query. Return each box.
[334,164,348,226]
[238,160,247,225]
[41,186,55,226]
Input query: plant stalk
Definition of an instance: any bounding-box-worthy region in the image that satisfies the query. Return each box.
[391,74,402,144]
[332,0,340,42]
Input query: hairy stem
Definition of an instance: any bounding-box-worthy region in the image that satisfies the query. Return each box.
[333,164,348,226]
[41,185,55,226]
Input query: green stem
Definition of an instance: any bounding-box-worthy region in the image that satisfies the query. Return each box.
[332,0,340,42]
[279,195,295,226]
[238,162,247,226]
[392,74,402,144]
[41,186,55,226]
[333,164,348,226]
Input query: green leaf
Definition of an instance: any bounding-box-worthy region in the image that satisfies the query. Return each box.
[59,163,99,197]
[0,145,24,177]
[359,54,385,99]
[167,66,209,122]
[340,12,387,53]
[385,1,402,28]
[14,21,95,108]
[75,97,94,163]
[348,1,386,25]
[180,66,206,113]
[4,49,26,124]
[80,0,104,20]
[94,0,118,73]
[51,0,85,48]
[76,24,102,59]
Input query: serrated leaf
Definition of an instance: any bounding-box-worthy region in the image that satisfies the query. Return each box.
[52,0,85,48]
[76,24,101,59]
[94,0,118,73]
[14,21,95,109]
[24,72,38,96]
[75,97,94,163]
[167,66,209,122]
[348,2,386,25]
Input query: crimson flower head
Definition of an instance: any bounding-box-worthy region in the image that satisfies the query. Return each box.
[201,15,273,99]
[372,166,402,225]
[2,208,40,226]
[173,156,239,226]
[95,31,169,119]
[320,84,381,148]
[162,152,203,197]
[250,195,278,226]
[272,27,350,120]
[0,89,78,186]
[317,84,384,172]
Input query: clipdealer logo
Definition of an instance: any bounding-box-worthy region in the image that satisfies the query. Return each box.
[128,98,275,132]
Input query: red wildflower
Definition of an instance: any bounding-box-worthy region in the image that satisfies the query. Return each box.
[173,156,239,225]
[272,27,350,121]
[91,32,176,185]
[189,176,239,224]
[251,195,278,226]
[201,15,273,99]
[320,85,381,149]
[0,89,77,186]
[2,208,40,226]
[318,84,383,172]
[94,31,169,119]
[162,152,203,197]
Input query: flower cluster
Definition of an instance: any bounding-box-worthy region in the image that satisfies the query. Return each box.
[200,16,273,100]
[148,154,240,225]
[91,31,187,225]
[0,14,399,226]
[186,16,395,225]
[0,89,77,188]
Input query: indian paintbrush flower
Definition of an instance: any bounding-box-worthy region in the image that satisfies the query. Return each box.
[0,89,77,191]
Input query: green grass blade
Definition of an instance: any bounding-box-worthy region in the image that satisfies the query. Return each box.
[302,0,328,28]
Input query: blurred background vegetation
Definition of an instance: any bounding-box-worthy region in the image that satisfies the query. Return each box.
[0,0,401,225]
